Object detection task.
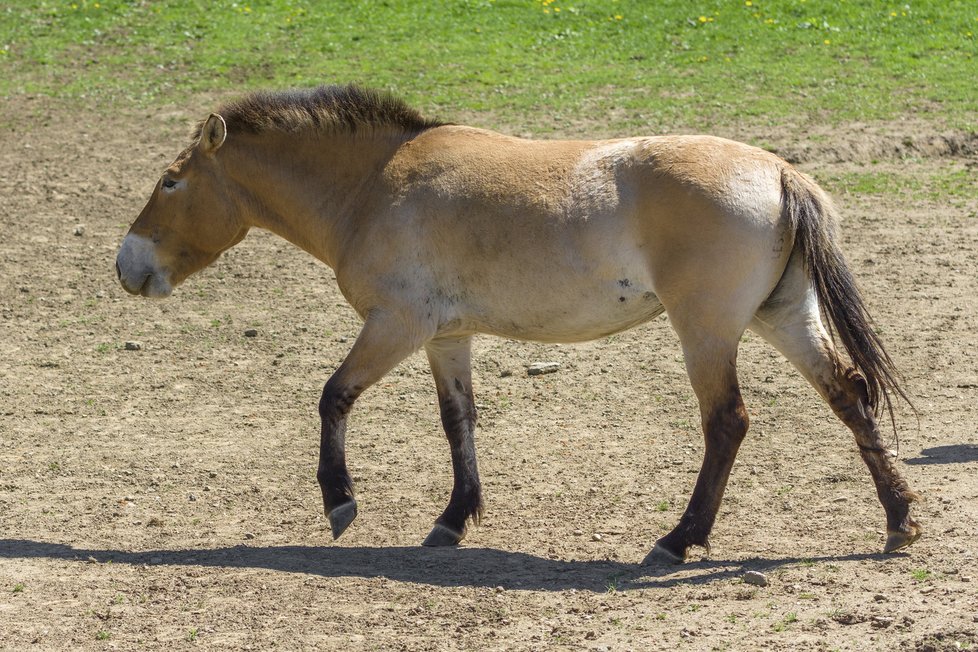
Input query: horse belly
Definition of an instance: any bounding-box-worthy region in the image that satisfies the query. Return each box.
[469,270,665,343]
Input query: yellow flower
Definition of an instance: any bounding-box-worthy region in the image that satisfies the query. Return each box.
[745,0,752,5]
[823,39,831,44]
[699,15,707,22]
[614,14,622,20]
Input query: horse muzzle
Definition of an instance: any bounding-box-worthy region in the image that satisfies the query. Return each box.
[116,234,173,298]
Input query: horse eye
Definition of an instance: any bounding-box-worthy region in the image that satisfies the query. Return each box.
[162,178,177,190]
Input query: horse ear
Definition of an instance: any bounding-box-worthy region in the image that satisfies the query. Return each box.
[199,113,227,155]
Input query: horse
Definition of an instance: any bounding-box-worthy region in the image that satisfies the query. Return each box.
[115,84,921,563]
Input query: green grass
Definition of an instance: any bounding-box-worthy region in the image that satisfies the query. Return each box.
[2,1,977,132]
[822,165,978,212]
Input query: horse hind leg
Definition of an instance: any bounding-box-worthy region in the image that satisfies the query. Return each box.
[751,282,921,553]
[645,327,750,564]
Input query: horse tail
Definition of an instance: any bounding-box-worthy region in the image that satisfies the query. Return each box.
[779,165,911,428]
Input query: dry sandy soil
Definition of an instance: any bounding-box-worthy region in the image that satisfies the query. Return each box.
[1,95,977,651]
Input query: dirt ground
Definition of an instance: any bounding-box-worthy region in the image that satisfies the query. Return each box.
[1,94,977,651]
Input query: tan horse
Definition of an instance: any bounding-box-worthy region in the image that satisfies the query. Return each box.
[116,85,920,562]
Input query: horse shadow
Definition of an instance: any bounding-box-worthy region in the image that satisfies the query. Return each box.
[904,444,978,465]
[0,538,901,592]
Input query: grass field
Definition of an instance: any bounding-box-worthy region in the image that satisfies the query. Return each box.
[2,0,977,131]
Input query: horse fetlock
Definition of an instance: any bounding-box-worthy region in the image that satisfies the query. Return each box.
[327,500,358,541]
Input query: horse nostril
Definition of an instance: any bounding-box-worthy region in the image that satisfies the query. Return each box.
[115,260,122,280]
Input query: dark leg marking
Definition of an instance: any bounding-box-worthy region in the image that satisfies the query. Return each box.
[647,392,749,564]
[317,379,363,539]
[424,377,483,546]
[829,368,921,552]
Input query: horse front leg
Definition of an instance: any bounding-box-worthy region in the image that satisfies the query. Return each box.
[318,311,426,540]
[645,335,749,564]
[422,336,483,546]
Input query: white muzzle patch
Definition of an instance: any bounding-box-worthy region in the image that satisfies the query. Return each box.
[115,234,173,298]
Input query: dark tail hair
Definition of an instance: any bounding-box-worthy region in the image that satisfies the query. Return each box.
[780,166,912,431]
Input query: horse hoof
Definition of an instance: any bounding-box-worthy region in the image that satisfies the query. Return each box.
[422,523,464,547]
[642,541,686,565]
[884,527,922,553]
[328,501,358,540]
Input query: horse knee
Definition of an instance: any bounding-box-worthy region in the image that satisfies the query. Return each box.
[319,379,361,422]
[826,367,875,429]
[705,395,749,446]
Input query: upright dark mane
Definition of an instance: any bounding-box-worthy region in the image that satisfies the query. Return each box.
[201,84,446,138]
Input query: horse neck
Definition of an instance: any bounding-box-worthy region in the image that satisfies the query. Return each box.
[228,130,403,269]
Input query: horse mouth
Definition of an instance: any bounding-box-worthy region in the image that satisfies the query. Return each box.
[116,265,172,298]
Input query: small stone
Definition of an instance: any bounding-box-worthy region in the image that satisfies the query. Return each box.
[73,224,86,236]
[591,533,603,542]
[871,616,893,629]
[244,329,259,338]
[244,532,255,540]
[527,362,560,376]
[742,571,768,587]
[124,341,142,351]
[573,529,583,536]
[188,493,197,502]
[500,369,513,378]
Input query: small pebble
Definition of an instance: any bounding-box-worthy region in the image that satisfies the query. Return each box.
[73,225,85,236]
[500,369,513,378]
[742,571,768,587]
[124,341,142,351]
[591,533,603,542]
[244,532,255,540]
[244,329,259,338]
[188,493,197,502]
[527,362,560,376]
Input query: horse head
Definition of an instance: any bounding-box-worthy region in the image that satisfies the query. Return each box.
[116,114,250,297]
